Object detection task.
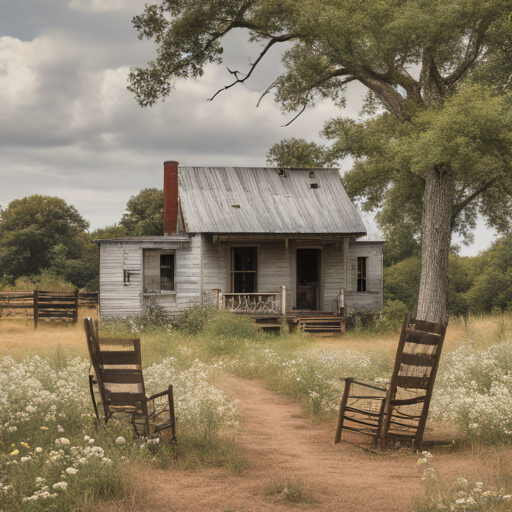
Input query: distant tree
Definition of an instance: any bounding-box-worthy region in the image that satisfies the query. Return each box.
[266,138,336,168]
[0,195,89,283]
[90,224,129,240]
[128,0,512,324]
[120,188,164,236]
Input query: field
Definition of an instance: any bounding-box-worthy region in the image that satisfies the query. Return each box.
[1,309,512,512]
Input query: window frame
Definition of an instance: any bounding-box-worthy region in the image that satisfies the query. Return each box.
[143,249,176,294]
[231,245,258,293]
[357,256,368,292]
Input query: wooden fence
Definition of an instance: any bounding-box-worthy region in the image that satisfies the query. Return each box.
[0,291,98,328]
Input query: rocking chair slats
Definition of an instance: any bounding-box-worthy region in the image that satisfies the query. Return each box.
[84,318,177,444]
[334,313,446,450]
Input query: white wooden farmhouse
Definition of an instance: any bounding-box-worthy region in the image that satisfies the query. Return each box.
[96,162,383,334]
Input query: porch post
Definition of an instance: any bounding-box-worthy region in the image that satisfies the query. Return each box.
[280,285,289,336]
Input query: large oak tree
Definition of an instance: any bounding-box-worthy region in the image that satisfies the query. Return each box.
[128,0,512,324]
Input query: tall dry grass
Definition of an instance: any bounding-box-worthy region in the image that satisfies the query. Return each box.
[0,307,97,360]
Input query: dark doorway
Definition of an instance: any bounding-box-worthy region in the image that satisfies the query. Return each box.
[232,247,257,293]
[296,249,320,310]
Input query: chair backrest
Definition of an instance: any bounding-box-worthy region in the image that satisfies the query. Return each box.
[84,317,146,417]
[390,314,446,391]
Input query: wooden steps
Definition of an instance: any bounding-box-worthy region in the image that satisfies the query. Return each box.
[297,312,343,335]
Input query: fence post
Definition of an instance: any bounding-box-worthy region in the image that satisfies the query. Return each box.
[73,290,79,324]
[33,290,39,329]
[280,286,289,336]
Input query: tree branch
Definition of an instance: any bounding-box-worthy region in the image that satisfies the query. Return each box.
[451,178,496,222]
[443,22,490,87]
[208,34,297,101]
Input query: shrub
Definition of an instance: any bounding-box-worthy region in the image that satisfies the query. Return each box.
[174,306,219,335]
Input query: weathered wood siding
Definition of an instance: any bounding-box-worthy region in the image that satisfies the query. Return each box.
[258,242,293,308]
[99,244,143,318]
[202,235,230,296]
[99,236,201,320]
[166,234,201,317]
[322,243,346,311]
[200,238,349,312]
[345,241,383,312]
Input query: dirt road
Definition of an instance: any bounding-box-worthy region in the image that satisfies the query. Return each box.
[137,375,430,512]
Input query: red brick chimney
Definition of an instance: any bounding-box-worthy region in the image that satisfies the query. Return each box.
[163,161,179,235]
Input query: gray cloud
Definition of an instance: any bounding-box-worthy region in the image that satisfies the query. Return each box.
[0,0,496,256]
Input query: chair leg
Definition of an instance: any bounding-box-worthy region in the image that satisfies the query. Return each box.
[88,375,100,421]
[168,385,177,443]
[334,378,353,443]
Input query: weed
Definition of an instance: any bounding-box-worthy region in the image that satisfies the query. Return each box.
[266,476,313,503]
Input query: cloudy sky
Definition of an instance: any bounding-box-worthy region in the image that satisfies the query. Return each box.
[0,0,496,254]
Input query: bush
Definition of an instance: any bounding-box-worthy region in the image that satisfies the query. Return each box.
[345,300,409,335]
[174,306,219,335]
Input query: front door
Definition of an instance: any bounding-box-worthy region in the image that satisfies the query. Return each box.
[296,249,320,310]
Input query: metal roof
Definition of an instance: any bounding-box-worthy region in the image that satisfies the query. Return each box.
[179,167,367,235]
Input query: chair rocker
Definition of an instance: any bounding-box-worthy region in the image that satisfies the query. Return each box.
[334,313,446,450]
[84,317,177,443]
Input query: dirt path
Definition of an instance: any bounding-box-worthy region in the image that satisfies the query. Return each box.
[134,375,438,512]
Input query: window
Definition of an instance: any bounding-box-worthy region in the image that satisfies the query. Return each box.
[232,247,257,293]
[160,254,174,291]
[357,257,367,292]
[144,250,175,292]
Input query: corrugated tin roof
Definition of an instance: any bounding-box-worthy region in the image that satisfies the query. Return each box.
[179,167,367,234]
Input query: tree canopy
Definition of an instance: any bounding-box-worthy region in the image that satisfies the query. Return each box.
[0,196,90,283]
[119,188,164,236]
[128,0,512,323]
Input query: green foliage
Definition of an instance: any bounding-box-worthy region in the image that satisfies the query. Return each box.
[384,257,422,310]
[175,306,219,335]
[345,300,409,336]
[127,0,512,323]
[202,312,262,356]
[101,299,171,336]
[120,188,164,236]
[0,196,90,285]
[266,138,336,168]
[0,269,75,292]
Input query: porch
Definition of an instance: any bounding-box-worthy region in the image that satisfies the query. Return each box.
[209,287,346,336]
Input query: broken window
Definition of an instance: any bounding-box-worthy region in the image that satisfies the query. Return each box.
[144,250,175,292]
[357,257,367,292]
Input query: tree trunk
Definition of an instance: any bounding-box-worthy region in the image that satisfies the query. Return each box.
[416,166,454,325]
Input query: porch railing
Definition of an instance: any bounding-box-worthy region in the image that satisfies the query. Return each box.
[218,286,287,315]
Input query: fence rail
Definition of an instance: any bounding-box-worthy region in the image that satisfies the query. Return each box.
[0,291,98,327]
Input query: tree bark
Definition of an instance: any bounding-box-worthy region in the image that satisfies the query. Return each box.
[416,166,455,325]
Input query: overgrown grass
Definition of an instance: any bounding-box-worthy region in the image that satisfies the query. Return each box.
[265,476,314,504]
[413,451,512,512]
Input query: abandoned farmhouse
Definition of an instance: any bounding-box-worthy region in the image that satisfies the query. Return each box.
[96,162,383,332]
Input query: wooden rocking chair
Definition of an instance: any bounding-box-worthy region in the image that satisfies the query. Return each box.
[84,318,177,443]
[334,313,446,450]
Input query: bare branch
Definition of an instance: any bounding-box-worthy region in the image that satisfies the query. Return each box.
[208,34,297,101]
[256,80,278,107]
[282,103,307,127]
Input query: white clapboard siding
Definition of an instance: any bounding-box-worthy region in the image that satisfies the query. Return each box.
[345,241,384,312]
[100,245,143,318]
